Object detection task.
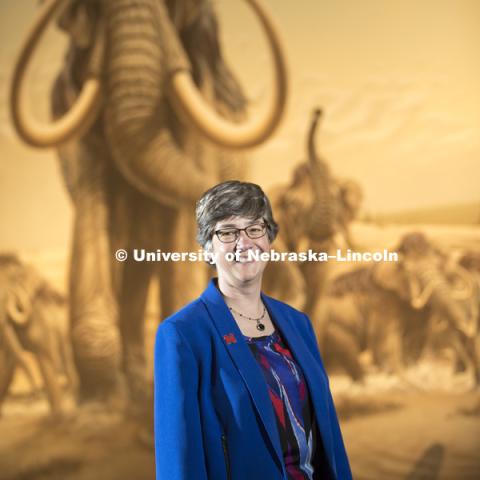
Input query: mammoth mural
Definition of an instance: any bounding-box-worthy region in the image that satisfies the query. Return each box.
[428,249,480,384]
[263,108,363,314]
[10,0,288,413]
[0,254,77,417]
[313,232,479,386]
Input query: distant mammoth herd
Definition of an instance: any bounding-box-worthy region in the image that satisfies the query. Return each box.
[3,0,480,420]
[314,233,480,386]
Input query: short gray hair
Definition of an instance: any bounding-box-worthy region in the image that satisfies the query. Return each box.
[196,181,279,250]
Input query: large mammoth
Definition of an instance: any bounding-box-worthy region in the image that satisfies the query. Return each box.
[0,254,77,417]
[10,0,288,412]
[313,232,479,385]
[263,108,363,314]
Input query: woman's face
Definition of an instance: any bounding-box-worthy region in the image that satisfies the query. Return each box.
[210,215,271,287]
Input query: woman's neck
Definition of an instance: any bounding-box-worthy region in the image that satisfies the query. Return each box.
[216,276,263,316]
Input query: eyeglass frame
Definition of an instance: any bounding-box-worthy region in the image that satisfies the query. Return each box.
[213,222,269,244]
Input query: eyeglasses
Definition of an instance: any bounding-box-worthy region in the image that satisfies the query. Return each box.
[214,223,268,243]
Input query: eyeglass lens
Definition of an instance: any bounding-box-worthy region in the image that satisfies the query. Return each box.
[217,224,266,242]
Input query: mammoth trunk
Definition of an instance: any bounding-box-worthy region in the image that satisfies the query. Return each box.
[306,109,337,241]
[306,190,337,242]
[104,0,213,206]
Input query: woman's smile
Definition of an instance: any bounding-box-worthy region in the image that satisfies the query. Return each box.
[233,247,263,263]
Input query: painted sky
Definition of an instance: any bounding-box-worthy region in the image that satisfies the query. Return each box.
[1,0,479,250]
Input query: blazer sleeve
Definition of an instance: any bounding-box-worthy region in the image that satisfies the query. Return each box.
[302,313,353,480]
[154,321,208,480]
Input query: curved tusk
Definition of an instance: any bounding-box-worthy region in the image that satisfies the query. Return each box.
[10,0,105,148]
[459,320,477,339]
[6,286,31,326]
[170,0,288,149]
[409,277,436,310]
[449,265,474,300]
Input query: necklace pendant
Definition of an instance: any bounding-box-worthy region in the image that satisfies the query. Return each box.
[256,323,265,331]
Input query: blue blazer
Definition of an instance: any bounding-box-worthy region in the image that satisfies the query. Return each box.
[154,279,352,479]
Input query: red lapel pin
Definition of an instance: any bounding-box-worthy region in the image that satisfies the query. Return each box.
[224,333,237,344]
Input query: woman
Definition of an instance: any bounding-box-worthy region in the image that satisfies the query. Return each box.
[154,181,352,479]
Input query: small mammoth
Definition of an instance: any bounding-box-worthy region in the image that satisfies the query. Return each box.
[0,254,78,417]
[264,109,363,314]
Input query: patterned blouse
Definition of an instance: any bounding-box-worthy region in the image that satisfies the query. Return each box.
[243,329,325,480]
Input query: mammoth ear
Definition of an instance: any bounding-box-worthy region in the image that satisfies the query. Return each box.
[57,0,96,49]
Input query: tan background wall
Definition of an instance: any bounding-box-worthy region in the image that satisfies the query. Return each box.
[1,2,479,479]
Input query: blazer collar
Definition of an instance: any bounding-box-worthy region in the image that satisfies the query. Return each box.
[200,279,335,472]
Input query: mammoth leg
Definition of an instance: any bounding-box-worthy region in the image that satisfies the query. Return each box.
[325,323,364,382]
[452,334,480,387]
[372,322,404,375]
[27,304,67,415]
[450,334,471,373]
[301,255,331,317]
[36,351,64,415]
[116,194,162,416]
[473,333,480,386]
[3,321,37,393]
[262,236,306,309]
[58,331,79,397]
[68,175,124,404]
[158,258,178,320]
[370,308,423,390]
[0,347,16,417]
[368,306,403,374]
[118,253,154,412]
[157,206,207,318]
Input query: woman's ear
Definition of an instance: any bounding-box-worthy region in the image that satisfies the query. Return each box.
[202,242,215,265]
[57,0,96,49]
[207,250,216,266]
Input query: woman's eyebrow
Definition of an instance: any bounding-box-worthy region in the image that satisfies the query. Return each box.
[217,220,262,229]
[216,223,238,229]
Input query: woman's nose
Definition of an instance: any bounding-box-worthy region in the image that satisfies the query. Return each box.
[236,230,254,249]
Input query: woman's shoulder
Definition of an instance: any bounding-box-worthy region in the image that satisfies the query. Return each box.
[162,297,206,323]
[155,297,210,344]
[263,293,314,337]
[263,293,308,320]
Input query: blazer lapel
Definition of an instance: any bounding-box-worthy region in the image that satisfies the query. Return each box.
[200,280,285,472]
[261,293,336,467]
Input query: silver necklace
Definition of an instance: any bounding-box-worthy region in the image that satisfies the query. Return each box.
[229,305,267,331]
